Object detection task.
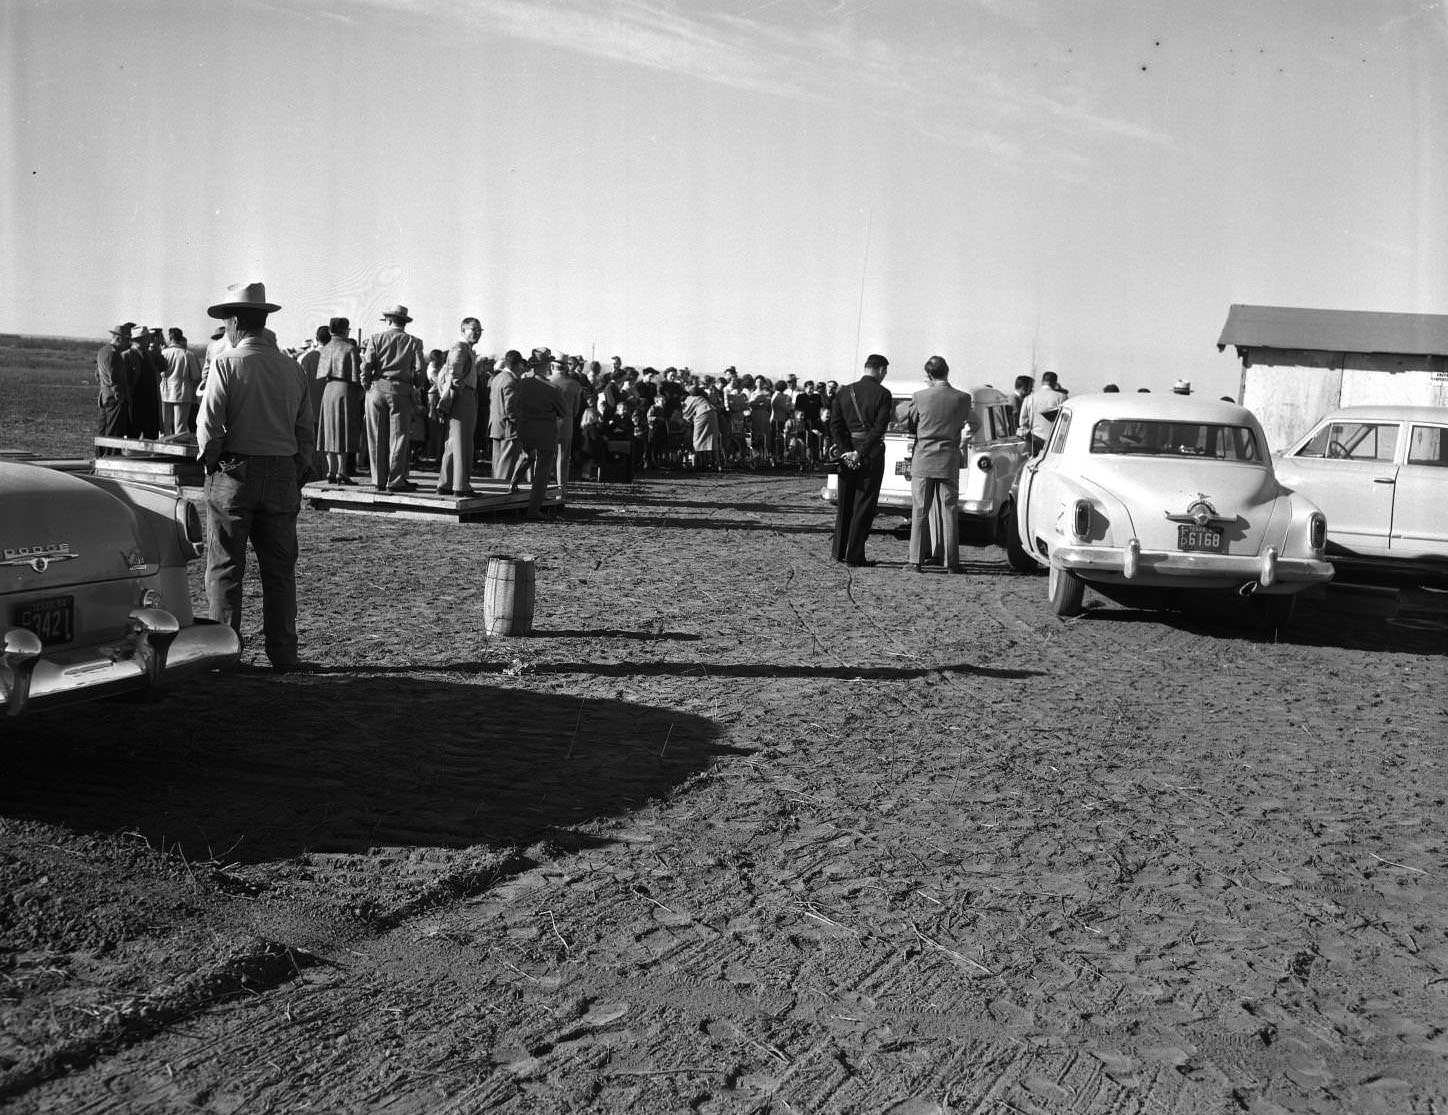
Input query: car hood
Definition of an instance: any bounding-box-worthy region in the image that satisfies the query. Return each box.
[1084,459,1285,554]
[0,462,150,592]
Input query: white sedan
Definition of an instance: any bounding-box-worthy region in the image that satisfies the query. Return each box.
[1273,405,1448,572]
[1013,394,1334,626]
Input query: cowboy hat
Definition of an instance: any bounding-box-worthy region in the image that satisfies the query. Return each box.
[380,304,413,323]
[207,281,281,318]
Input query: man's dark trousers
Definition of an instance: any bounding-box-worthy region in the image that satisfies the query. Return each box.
[832,453,886,564]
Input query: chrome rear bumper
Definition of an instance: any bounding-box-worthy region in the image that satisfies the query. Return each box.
[1052,541,1334,592]
[1,610,241,716]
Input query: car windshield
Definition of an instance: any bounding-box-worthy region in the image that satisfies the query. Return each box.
[1089,420,1262,461]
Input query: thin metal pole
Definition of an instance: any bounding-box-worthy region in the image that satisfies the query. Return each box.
[853,207,872,372]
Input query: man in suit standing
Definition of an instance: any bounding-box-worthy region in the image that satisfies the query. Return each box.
[906,355,975,574]
[827,353,893,567]
[436,316,484,496]
[1017,370,1068,456]
[547,352,585,506]
[360,304,426,492]
[508,354,566,520]
[489,349,523,480]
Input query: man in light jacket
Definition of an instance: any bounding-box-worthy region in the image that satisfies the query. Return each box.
[906,355,975,573]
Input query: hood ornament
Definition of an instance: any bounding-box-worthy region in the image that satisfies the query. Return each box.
[1165,493,1236,527]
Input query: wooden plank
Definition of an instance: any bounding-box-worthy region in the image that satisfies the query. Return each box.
[94,436,198,458]
[303,470,559,520]
[94,458,206,486]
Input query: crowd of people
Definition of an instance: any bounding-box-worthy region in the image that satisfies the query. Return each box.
[96,317,865,479]
[97,282,1221,673]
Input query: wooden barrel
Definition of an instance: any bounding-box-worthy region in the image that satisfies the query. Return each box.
[483,553,536,636]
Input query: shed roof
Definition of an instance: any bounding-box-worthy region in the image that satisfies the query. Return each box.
[1216,304,1448,357]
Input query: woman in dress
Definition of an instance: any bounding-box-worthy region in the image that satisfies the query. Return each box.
[748,380,774,466]
[682,386,721,471]
[315,316,364,483]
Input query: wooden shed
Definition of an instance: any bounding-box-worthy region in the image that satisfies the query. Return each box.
[1217,304,1448,451]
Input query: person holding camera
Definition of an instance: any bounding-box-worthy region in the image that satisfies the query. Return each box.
[827,353,893,567]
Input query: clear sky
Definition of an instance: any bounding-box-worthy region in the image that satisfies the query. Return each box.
[2,0,1445,396]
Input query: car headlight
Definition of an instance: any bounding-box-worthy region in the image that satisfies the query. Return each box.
[141,587,165,609]
[976,456,993,472]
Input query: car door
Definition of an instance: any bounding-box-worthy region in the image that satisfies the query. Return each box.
[1389,421,1448,558]
[1280,419,1399,556]
[1018,408,1072,551]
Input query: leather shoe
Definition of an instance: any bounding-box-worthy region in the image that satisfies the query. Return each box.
[387,480,417,493]
[946,565,965,574]
[270,660,321,675]
[909,563,924,573]
[436,486,453,496]
[845,559,876,568]
[335,475,356,486]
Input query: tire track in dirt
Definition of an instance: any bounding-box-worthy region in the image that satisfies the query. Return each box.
[7,473,1446,1113]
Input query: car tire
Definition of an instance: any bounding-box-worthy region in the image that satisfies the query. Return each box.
[1000,502,1039,573]
[1252,593,1296,630]
[1047,563,1085,617]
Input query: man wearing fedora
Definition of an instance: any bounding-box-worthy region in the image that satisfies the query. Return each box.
[195,281,316,673]
[360,305,427,492]
[95,324,132,452]
[508,351,566,520]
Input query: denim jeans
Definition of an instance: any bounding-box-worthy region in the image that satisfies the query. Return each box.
[204,455,301,665]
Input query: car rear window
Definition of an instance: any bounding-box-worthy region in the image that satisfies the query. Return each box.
[1089,420,1262,461]
[1407,425,1448,467]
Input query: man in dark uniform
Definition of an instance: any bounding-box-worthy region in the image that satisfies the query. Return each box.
[827,353,893,567]
[95,324,131,452]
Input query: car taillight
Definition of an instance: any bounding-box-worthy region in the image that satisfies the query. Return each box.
[141,588,165,609]
[1072,500,1092,540]
[976,455,993,472]
[176,500,205,558]
[1309,512,1326,551]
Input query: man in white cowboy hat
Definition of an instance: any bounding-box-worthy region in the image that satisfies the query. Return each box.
[195,281,316,673]
[360,304,427,491]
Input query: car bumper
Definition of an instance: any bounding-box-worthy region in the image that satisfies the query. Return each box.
[1,611,241,716]
[1053,541,1335,592]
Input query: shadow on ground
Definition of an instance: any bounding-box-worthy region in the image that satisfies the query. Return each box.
[331,660,1043,680]
[0,675,736,864]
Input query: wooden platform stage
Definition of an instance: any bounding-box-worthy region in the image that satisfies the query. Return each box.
[304,470,561,522]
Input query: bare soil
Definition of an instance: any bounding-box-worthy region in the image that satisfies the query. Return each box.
[2,469,1446,1114]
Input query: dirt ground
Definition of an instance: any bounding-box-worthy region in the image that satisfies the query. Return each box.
[2,469,1446,1114]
